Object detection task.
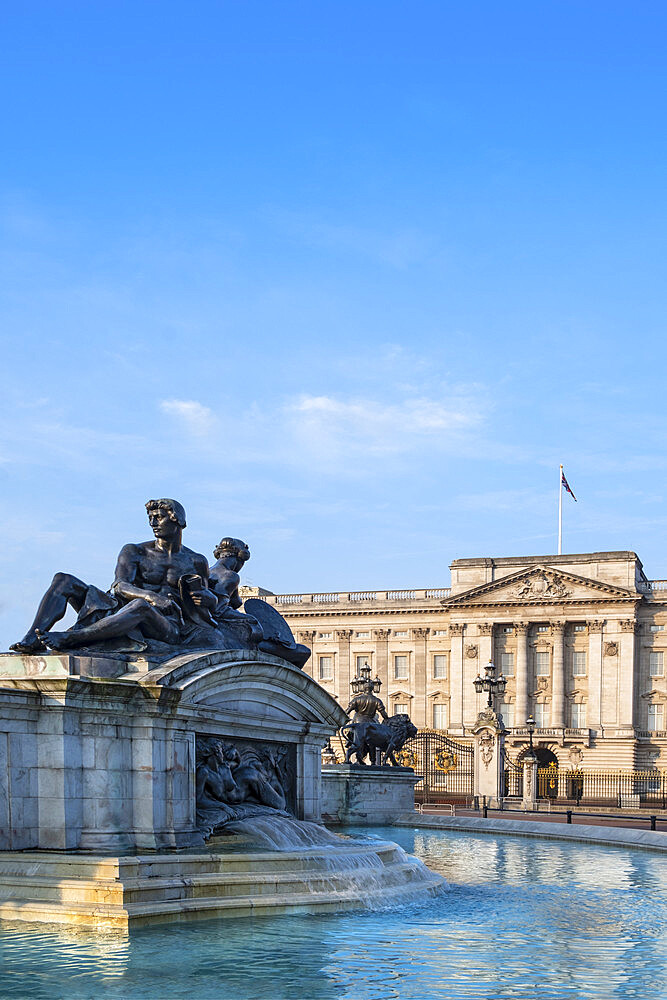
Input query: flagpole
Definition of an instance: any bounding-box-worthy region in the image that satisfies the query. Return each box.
[558,463,563,555]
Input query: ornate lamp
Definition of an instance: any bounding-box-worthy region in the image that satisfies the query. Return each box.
[473,660,506,709]
[350,662,382,695]
[526,714,536,753]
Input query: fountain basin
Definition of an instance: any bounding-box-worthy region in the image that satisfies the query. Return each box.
[0,839,444,930]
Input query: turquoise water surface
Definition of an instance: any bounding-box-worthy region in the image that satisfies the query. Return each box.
[1,826,666,1000]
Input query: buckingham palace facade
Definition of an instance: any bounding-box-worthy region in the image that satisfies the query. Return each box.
[244,551,667,770]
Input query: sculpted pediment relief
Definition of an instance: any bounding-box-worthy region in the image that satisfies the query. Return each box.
[442,565,638,608]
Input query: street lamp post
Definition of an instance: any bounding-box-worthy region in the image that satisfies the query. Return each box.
[473,660,507,711]
[526,714,536,754]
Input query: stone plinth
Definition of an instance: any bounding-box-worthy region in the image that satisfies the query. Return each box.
[321,764,419,825]
[0,649,347,852]
[472,708,505,808]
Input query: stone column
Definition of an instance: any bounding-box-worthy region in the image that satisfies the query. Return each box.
[619,620,638,728]
[477,624,494,717]
[463,641,480,727]
[374,629,391,704]
[412,628,430,729]
[300,631,317,680]
[587,620,605,730]
[478,623,494,668]
[514,623,530,728]
[550,621,566,728]
[449,623,466,732]
[336,630,353,709]
[522,752,538,811]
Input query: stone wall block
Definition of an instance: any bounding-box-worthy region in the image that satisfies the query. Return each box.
[0,733,9,848]
[10,733,37,768]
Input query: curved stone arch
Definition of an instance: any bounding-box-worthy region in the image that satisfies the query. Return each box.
[139,650,347,728]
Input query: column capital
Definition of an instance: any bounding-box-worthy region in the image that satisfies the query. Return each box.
[449,623,465,635]
[336,630,353,640]
[374,629,391,640]
[514,622,530,634]
[478,623,494,636]
[619,620,638,633]
[588,619,605,633]
[549,621,566,635]
[412,627,430,639]
[299,630,317,642]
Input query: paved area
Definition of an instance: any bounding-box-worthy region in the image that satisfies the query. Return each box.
[395,810,667,852]
[453,807,665,832]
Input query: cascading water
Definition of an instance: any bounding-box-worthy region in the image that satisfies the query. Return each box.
[218,813,445,910]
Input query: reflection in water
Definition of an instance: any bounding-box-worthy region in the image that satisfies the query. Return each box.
[1,828,666,1000]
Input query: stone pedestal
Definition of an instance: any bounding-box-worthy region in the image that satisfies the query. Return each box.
[521,752,538,810]
[472,708,505,808]
[321,764,419,824]
[0,649,347,852]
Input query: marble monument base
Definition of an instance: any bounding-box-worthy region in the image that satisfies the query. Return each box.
[321,764,420,825]
[0,649,346,853]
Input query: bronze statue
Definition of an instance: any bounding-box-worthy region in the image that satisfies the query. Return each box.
[9,501,310,666]
[342,714,418,766]
[11,499,216,654]
[342,668,417,765]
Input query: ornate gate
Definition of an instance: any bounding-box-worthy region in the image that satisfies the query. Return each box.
[396,729,474,804]
[502,750,523,798]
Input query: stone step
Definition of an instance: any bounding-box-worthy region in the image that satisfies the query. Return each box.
[0,844,444,929]
[0,859,428,906]
[0,842,403,880]
[0,871,444,930]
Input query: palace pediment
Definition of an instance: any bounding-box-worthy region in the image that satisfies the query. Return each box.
[442,565,639,609]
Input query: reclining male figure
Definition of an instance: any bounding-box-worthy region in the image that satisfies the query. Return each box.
[10,499,215,653]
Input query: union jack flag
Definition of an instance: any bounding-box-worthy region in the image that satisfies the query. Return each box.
[561,471,577,501]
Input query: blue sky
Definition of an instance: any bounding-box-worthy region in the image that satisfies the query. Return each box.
[2,2,667,644]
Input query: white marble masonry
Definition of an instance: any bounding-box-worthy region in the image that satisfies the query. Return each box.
[0,649,347,852]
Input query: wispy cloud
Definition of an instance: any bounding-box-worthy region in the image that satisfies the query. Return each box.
[160,399,217,436]
[286,390,486,467]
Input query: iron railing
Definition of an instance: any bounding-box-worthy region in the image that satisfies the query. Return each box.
[535,767,667,808]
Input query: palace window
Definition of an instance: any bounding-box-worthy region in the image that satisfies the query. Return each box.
[500,652,514,676]
[536,625,549,633]
[570,703,587,728]
[433,654,448,679]
[535,651,550,676]
[356,655,371,673]
[573,624,586,632]
[356,631,371,638]
[393,654,408,680]
[433,629,447,636]
[572,651,587,676]
[394,702,408,716]
[648,704,664,732]
[534,703,549,727]
[650,651,664,677]
[319,632,333,640]
[432,704,448,729]
[650,625,665,632]
[394,630,408,637]
[502,626,514,634]
[498,702,514,728]
[318,656,334,681]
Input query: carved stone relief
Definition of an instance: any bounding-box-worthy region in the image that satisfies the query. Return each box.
[465,644,478,659]
[512,571,570,601]
[604,641,618,656]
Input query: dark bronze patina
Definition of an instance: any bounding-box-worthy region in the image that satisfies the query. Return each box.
[342,664,417,766]
[10,500,309,667]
